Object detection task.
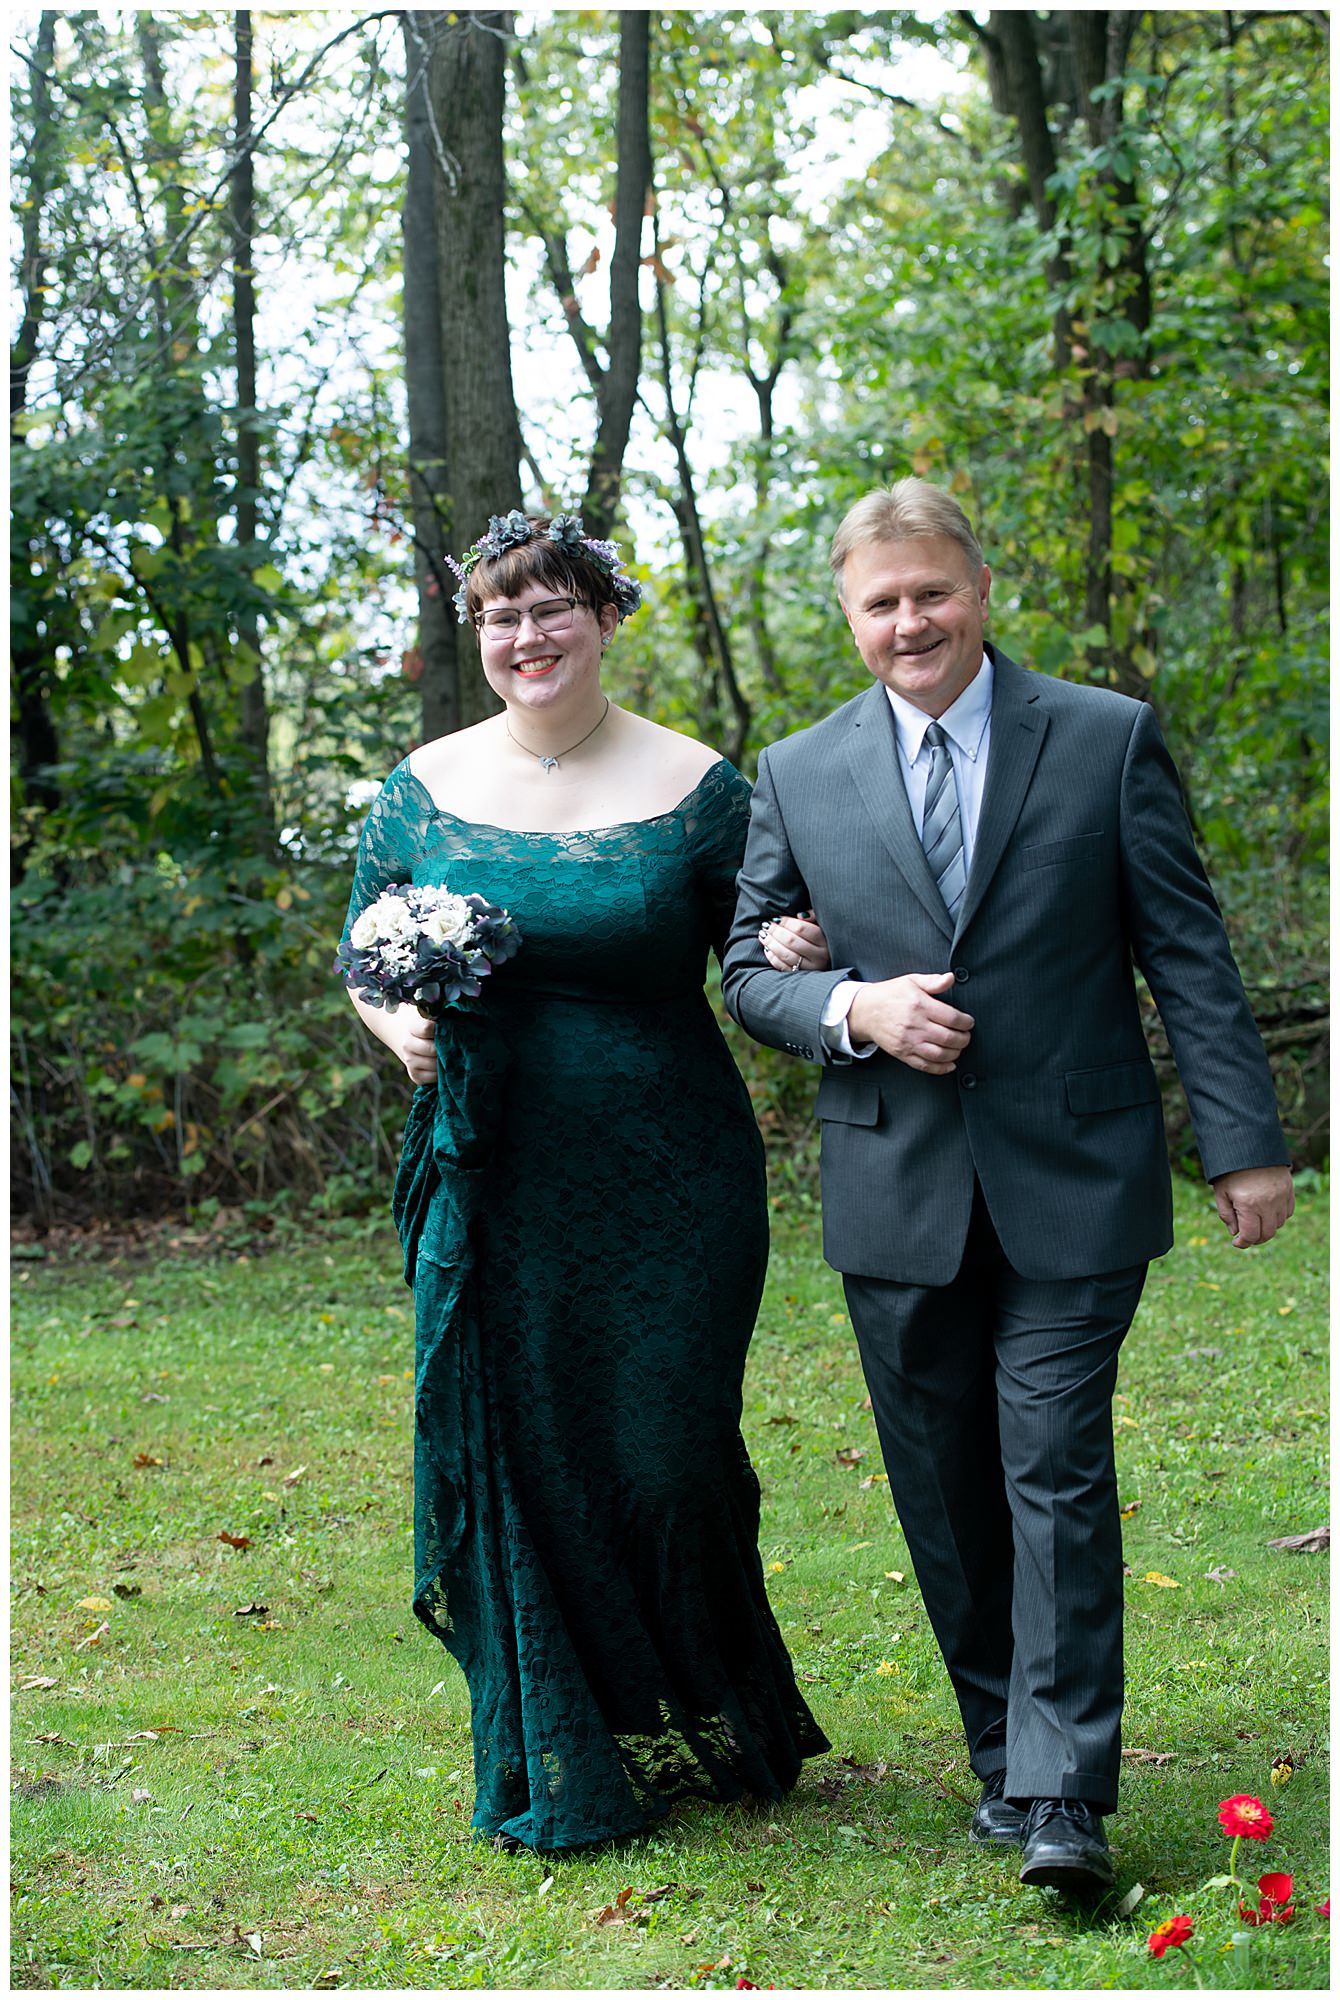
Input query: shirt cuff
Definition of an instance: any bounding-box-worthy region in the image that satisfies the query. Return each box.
[819,979,878,1061]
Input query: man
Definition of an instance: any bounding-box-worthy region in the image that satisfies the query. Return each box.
[722,479,1293,1895]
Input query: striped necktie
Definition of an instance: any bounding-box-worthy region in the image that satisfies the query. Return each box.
[921,722,965,918]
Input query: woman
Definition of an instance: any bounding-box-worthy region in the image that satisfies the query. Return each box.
[341,511,830,1853]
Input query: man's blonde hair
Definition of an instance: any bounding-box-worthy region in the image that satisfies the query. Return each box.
[829,480,984,600]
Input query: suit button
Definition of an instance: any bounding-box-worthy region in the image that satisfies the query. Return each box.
[954,967,970,984]
[960,1072,978,1089]
[802,1046,815,1059]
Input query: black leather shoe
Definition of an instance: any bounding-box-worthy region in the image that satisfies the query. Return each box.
[1018,1797,1115,1893]
[969,1769,1026,1846]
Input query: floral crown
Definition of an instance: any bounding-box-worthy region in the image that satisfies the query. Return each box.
[445,510,644,626]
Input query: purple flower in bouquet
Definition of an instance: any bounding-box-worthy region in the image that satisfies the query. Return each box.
[336,884,521,1017]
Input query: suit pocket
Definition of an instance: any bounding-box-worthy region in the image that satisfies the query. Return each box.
[1019,830,1105,869]
[1065,1060,1160,1116]
[815,1071,882,1127]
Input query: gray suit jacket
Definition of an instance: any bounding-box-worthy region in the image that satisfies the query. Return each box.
[722,649,1289,1285]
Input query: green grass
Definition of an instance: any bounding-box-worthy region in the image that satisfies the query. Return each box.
[10,1180,1329,1989]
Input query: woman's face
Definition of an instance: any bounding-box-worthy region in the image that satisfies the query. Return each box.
[474,579,617,715]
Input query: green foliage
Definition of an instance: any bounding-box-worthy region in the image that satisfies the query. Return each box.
[10,9,1328,1214]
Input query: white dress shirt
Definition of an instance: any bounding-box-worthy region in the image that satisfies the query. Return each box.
[821,655,993,1058]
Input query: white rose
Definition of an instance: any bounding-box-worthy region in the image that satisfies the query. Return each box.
[421,893,476,950]
[372,895,416,944]
[349,905,382,949]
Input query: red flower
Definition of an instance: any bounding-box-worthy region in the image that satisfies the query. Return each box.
[1317,1896,1329,1920]
[1148,1914,1195,1958]
[1217,1793,1274,1840]
[1239,1872,1296,1926]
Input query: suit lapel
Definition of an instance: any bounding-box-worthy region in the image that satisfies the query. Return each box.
[845,683,955,941]
[954,649,1048,939]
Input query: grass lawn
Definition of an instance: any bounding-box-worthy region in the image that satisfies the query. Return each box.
[10,1178,1329,1990]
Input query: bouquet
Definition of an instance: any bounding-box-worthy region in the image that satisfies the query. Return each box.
[336,884,521,1017]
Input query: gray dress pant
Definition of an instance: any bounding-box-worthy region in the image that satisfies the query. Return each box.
[843,1180,1147,1812]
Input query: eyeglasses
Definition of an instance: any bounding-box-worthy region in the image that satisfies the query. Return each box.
[473,595,579,639]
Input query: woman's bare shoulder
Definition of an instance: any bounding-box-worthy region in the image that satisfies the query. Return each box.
[407,718,504,793]
[614,711,724,782]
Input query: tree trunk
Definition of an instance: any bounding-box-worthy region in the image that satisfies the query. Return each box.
[429,9,523,729]
[653,264,749,766]
[231,10,276,848]
[10,11,63,850]
[402,11,460,742]
[582,10,651,538]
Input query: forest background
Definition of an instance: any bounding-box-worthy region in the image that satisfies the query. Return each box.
[9,6,1329,1233]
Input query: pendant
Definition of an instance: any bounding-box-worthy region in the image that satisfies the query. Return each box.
[539,755,559,773]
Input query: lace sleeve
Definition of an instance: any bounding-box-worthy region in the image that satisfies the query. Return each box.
[339,761,432,947]
[681,759,754,964]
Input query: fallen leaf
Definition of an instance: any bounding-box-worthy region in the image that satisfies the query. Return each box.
[1266,1525,1329,1554]
[1142,1572,1180,1589]
[1204,1565,1236,1585]
[112,1582,142,1599]
[594,1886,638,1926]
[282,1465,307,1488]
[840,1755,888,1783]
[18,1676,59,1691]
[1270,1752,1295,1788]
[1120,1500,1141,1519]
[77,1596,114,1612]
[858,1472,889,1488]
[766,1413,798,1426]
[256,1454,274,1467]
[884,1570,905,1582]
[835,1446,865,1467]
[73,1621,109,1650]
[537,1874,554,1898]
[132,1787,152,1803]
[125,1730,160,1742]
[34,1731,67,1745]
[297,1810,319,1822]
[1121,1748,1174,1765]
[133,1453,164,1469]
[641,1883,677,1902]
[217,1532,252,1552]
[313,1974,342,1991]
[257,1619,281,1631]
[233,1602,270,1618]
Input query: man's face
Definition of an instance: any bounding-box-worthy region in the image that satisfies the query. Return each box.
[840,533,991,717]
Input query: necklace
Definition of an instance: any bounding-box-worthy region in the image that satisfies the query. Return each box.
[505,696,610,773]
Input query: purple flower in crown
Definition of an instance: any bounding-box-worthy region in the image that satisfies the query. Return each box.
[448,509,646,624]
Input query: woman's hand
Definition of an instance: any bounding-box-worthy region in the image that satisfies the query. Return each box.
[402,1011,438,1086]
[759,910,832,973]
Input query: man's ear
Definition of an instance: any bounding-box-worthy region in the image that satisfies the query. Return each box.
[978,564,992,623]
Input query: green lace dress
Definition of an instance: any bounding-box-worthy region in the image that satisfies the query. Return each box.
[342,755,828,1852]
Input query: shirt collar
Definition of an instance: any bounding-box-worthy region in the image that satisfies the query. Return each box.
[885,653,993,767]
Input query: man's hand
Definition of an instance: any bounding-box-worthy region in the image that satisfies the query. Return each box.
[402,1012,437,1087]
[1210,1165,1295,1247]
[846,971,974,1076]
